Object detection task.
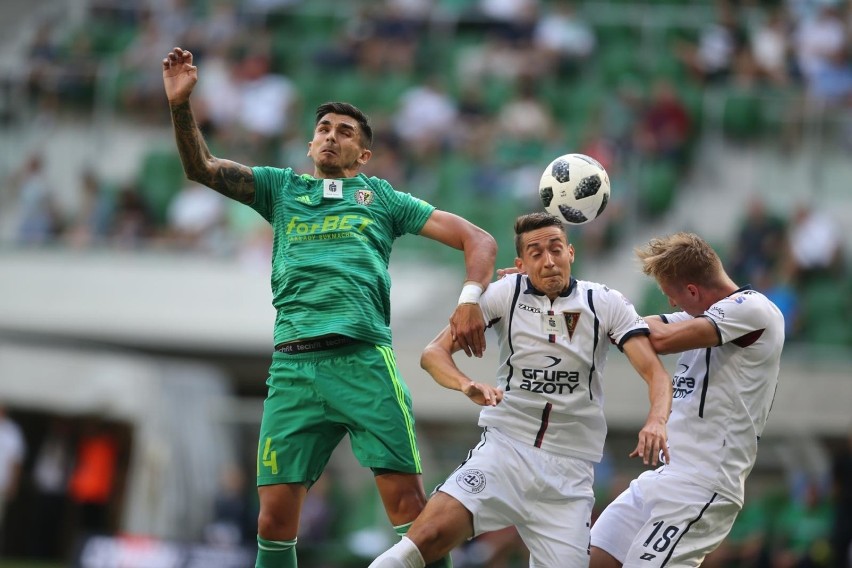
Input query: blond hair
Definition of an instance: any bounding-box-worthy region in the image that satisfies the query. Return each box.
[635,232,724,286]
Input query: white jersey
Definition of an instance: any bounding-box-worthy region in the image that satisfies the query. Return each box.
[477,274,649,462]
[658,287,784,506]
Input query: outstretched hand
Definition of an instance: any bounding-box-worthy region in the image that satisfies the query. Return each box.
[162,47,198,105]
[629,417,669,467]
[461,381,503,407]
[449,303,486,358]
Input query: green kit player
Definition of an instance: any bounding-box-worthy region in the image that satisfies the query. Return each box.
[163,47,497,567]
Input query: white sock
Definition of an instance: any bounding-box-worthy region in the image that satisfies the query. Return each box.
[369,536,425,568]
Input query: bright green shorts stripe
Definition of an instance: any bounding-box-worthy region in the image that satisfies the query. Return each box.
[376,345,421,471]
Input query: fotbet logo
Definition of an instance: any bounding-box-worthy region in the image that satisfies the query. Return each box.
[456,469,486,494]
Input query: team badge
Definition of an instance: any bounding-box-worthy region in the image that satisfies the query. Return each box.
[456,469,486,494]
[563,312,580,341]
[355,189,374,206]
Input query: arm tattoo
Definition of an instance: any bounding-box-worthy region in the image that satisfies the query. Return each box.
[170,101,255,204]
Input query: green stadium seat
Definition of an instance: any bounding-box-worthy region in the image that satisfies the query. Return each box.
[800,276,851,346]
[722,89,765,140]
[137,150,186,226]
[637,159,678,217]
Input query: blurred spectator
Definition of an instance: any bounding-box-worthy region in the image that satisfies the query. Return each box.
[457,32,540,86]
[393,76,458,157]
[831,427,852,568]
[787,203,844,286]
[64,167,115,249]
[497,78,556,143]
[192,46,243,139]
[165,181,228,253]
[532,2,596,77]
[770,476,834,568]
[474,0,539,41]
[0,406,26,540]
[236,51,299,162]
[28,417,73,560]
[750,6,794,86]
[68,418,120,536]
[119,9,182,117]
[755,267,800,339]
[111,182,155,248]
[357,2,424,75]
[634,79,692,164]
[676,0,748,84]
[6,153,63,245]
[205,464,254,546]
[793,1,852,103]
[729,196,789,285]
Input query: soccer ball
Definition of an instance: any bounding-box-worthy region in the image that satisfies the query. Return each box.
[538,153,611,225]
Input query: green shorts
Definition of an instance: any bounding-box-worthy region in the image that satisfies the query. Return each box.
[256,342,422,487]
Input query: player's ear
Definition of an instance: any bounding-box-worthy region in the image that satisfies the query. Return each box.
[306,140,312,156]
[567,244,575,263]
[357,148,372,165]
[514,257,524,272]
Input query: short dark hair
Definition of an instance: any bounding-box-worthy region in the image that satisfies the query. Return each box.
[314,102,373,148]
[514,212,566,256]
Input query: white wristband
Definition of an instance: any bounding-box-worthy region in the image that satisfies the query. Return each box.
[458,282,483,305]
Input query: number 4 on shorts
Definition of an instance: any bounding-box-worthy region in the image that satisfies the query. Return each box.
[261,437,279,475]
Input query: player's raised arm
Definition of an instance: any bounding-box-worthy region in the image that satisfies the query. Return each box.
[621,335,672,466]
[419,209,497,359]
[420,326,503,407]
[162,47,255,204]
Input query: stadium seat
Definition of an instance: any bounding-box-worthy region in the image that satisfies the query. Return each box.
[136,150,187,226]
[637,159,678,217]
[800,276,851,346]
[722,88,765,141]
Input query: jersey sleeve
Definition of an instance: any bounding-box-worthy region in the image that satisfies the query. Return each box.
[703,290,772,345]
[478,274,518,327]
[250,166,291,222]
[598,286,649,350]
[369,177,435,237]
[659,311,692,324]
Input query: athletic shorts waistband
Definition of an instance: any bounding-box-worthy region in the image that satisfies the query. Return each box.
[275,334,356,354]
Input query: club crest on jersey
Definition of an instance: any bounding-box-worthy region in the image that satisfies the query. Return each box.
[456,469,486,494]
[355,189,374,206]
[563,312,580,340]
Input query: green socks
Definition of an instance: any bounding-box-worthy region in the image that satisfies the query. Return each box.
[255,536,297,568]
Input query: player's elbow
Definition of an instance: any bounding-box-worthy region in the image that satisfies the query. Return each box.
[420,343,439,373]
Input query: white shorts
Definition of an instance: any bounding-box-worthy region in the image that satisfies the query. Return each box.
[436,427,594,568]
[590,469,741,567]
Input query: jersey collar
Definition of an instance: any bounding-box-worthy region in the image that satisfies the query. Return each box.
[523,276,577,298]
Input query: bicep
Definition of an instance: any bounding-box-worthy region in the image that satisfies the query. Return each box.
[418,209,478,250]
[208,158,256,204]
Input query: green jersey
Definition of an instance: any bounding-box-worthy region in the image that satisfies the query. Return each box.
[250,167,435,347]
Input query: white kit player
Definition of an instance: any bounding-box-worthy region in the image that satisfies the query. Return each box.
[371,212,672,568]
[590,232,785,568]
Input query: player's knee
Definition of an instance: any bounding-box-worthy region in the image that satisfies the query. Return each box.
[256,507,296,540]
